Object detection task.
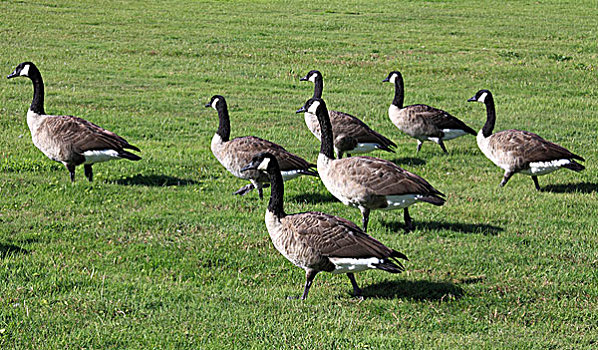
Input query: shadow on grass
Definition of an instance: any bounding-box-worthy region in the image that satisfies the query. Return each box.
[388,157,426,167]
[540,182,598,194]
[287,192,338,204]
[0,244,29,259]
[381,220,503,235]
[113,174,200,187]
[361,279,464,301]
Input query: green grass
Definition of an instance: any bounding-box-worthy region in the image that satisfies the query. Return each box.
[1,0,597,348]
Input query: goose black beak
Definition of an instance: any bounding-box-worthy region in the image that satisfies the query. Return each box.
[7,71,18,79]
[204,103,211,108]
[296,106,307,113]
[299,76,308,81]
[382,77,390,82]
[467,96,477,102]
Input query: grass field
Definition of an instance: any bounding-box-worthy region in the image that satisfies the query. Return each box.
[1,0,597,348]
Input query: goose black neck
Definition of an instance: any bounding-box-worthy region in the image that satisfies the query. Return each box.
[216,104,231,141]
[29,69,45,115]
[267,162,286,218]
[392,76,404,108]
[315,105,335,159]
[312,77,323,99]
[481,95,496,138]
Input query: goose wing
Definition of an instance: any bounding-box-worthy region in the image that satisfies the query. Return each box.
[489,129,584,163]
[408,104,475,134]
[282,212,406,261]
[329,110,396,149]
[330,156,444,197]
[43,115,139,154]
[227,136,315,171]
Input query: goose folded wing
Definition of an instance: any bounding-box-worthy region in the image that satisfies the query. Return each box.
[283,212,397,259]
[230,136,314,171]
[330,111,396,146]
[417,105,474,132]
[491,130,584,163]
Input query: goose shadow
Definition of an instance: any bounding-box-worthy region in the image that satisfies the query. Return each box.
[388,157,426,167]
[540,182,598,194]
[361,279,464,301]
[287,192,338,204]
[0,243,29,259]
[381,220,503,235]
[113,174,200,187]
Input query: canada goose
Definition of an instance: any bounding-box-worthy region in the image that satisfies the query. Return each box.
[206,95,317,199]
[383,71,476,153]
[7,62,141,182]
[300,70,396,158]
[241,152,408,299]
[296,98,445,232]
[468,89,585,190]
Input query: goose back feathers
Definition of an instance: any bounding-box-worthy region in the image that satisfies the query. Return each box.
[242,152,407,299]
[207,95,317,199]
[8,62,141,182]
[300,70,396,158]
[384,71,475,153]
[468,89,585,190]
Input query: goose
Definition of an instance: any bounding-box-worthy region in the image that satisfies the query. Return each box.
[7,62,141,182]
[383,71,476,153]
[300,70,396,159]
[296,98,445,232]
[206,95,317,199]
[241,152,408,299]
[468,89,585,190]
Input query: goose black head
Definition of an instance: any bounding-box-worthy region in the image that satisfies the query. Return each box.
[241,152,278,173]
[300,70,322,82]
[205,95,227,110]
[7,61,37,79]
[467,89,492,103]
[382,71,402,84]
[295,97,326,115]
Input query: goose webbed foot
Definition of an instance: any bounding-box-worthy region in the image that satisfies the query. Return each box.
[347,273,363,298]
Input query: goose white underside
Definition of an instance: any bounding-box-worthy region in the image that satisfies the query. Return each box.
[83,149,121,164]
[329,257,383,274]
[346,143,382,154]
[382,194,420,210]
[440,129,468,140]
[521,159,572,176]
[281,170,307,181]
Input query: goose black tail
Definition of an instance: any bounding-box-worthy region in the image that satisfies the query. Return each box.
[419,195,446,206]
[563,160,585,172]
[120,150,142,161]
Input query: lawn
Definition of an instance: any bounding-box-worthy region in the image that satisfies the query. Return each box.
[0,0,597,348]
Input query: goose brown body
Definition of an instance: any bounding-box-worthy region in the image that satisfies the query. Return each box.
[8,62,141,182]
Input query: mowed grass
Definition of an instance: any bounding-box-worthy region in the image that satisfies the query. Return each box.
[1,0,597,348]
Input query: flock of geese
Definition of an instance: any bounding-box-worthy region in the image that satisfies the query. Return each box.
[8,61,586,299]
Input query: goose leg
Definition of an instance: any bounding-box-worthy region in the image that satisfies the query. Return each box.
[438,139,448,154]
[416,140,423,153]
[301,270,318,300]
[347,273,362,297]
[532,176,540,191]
[404,208,414,232]
[84,164,93,182]
[500,171,514,187]
[66,164,76,183]
[360,207,370,232]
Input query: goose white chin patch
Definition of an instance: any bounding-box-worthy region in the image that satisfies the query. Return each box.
[83,149,120,164]
[307,100,321,114]
[257,157,271,171]
[308,73,318,82]
[389,73,397,84]
[211,98,220,109]
[20,64,30,77]
[478,92,488,103]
